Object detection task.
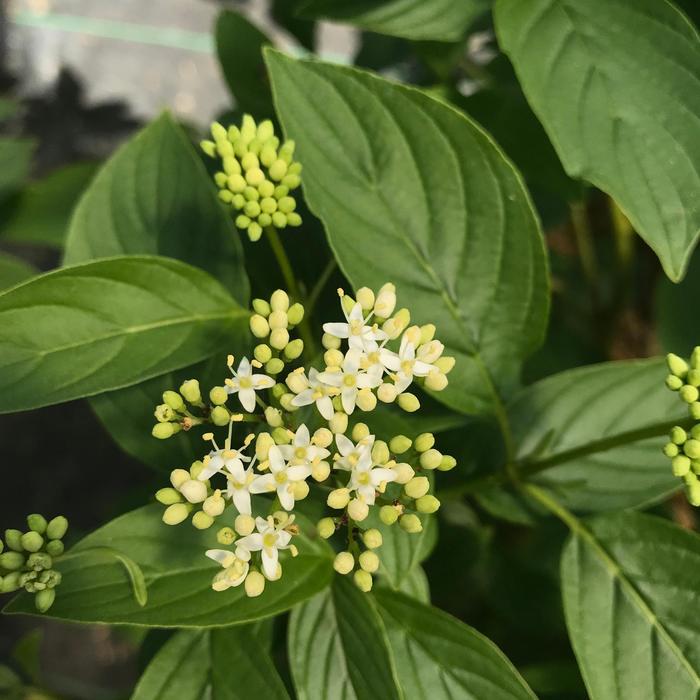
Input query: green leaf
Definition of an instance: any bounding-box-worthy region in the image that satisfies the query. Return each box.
[374,588,537,699]
[0,253,36,291]
[561,511,700,699]
[265,50,549,416]
[300,0,489,42]
[495,0,700,281]
[74,546,148,606]
[4,505,333,627]
[0,162,98,247]
[288,578,402,700]
[510,358,683,511]
[63,113,249,304]
[0,256,248,414]
[0,138,34,202]
[216,11,273,118]
[379,564,430,603]
[132,631,210,699]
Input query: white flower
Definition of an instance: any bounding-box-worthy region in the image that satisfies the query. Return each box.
[334,432,375,472]
[198,445,251,481]
[380,336,433,393]
[235,516,293,580]
[205,549,249,591]
[323,301,388,352]
[333,434,396,505]
[277,424,330,468]
[250,445,311,510]
[290,367,336,419]
[318,349,382,414]
[225,357,275,412]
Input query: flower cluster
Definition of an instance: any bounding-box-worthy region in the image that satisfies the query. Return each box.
[0,514,68,612]
[152,284,456,596]
[201,115,302,241]
[663,350,700,505]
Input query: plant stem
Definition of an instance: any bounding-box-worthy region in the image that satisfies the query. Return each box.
[306,257,338,317]
[265,226,317,358]
[570,200,599,298]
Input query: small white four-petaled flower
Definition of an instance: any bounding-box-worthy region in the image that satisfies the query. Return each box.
[225,356,275,412]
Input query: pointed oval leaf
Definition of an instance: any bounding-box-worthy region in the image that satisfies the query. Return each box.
[495,0,700,281]
[0,256,247,413]
[265,50,549,416]
[562,512,700,699]
[0,253,36,291]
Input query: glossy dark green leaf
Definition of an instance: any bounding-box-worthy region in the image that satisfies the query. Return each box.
[375,589,537,699]
[0,256,248,413]
[300,0,489,42]
[0,253,36,291]
[4,505,333,627]
[495,0,700,281]
[510,359,683,511]
[216,11,273,119]
[562,512,700,699]
[63,113,249,303]
[266,50,549,416]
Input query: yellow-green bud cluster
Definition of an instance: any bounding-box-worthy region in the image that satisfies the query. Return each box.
[664,350,700,505]
[0,514,68,612]
[201,116,303,241]
[331,526,383,592]
[249,290,305,379]
[159,461,217,528]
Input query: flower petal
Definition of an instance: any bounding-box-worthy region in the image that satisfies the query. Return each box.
[249,474,276,494]
[252,374,275,389]
[278,485,295,511]
[295,424,310,447]
[237,357,252,377]
[236,533,263,551]
[317,395,335,420]
[287,465,311,482]
[335,433,354,456]
[261,548,279,580]
[238,387,256,412]
[232,489,252,515]
[323,322,350,338]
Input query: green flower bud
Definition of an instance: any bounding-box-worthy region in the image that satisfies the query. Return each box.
[327,488,350,509]
[192,511,214,530]
[244,570,266,597]
[0,541,3,554]
[414,433,435,452]
[359,550,379,573]
[252,298,271,316]
[270,289,290,312]
[27,552,52,571]
[278,196,296,214]
[217,527,236,545]
[46,516,68,541]
[322,332,341,350]
[235,514,256,536]
[21,532,44,553]
[312,460,331,481]
[272,426,291,444]
[371,441,390,466]
[284,339,304,360]
[1,572,21,593]
[163,390,185,412]
[389,435,412,455]
[201,139,217,157]
[673,455,691,477]
[379,505,400,525]
[180,379,202,404]
[685,439,700,459]
[43,570,62,589]
[354,569,373,592]
[691,402,700,420]
[27,514,47,535]
[269,159,288,181]
[287,212,302,227]
[663,442,679,458]
[399,514,423,534]
[162,503,192,525]
[210,406,230,426]
[256,432,275,461]
[363,529,383,549]
[35,588,56,613]
[254,344,273,364]
[0,551,25,570]
[351,422,370,442]
[671,426,688,444]
[348,498,369,522]
[438,455,457,471]
[266,358,285,375]
[4,529,23,552]
[46,540,64,557]
[329,412,349,434]
[680,385,699,404]
[398,392,420,413]
[667,353,689,378]
[416,495,441,514]
[152,422,177,439]
[250,314,270,338]
[180,479,208,504]
[287,302,304,326]
[280,393,297,412]
[333,551,354,575]
[272,382,287,399]
[154,403,175,422]
[155,487,182,505]
[270,328,290,351]
[209,386,228,406]
[434,356,455,374]
[268,310,288,330]
[405,476,430,499]
[688,369,700,387]
[420,449,443,470]
[317,518,335,539]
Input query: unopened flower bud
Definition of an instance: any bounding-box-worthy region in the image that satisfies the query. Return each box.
[163,503,191,525]
[4,529,22,551]
[434,356,455,374]
[356,287,375,311]
[235,514,256,536]
[416,495,441,513]
[398,392,420,412]
[252,344,271,365]
[280,393,298,412]
[21,532,43,553]
[389,435,412,454]
[681,385,699,404]
[359,550,379,573]
[363,529,383,549]
[667,353,689,377]
[270,328,290,351]
[333,551,354,575]
[192,511,214,530]
[35,588,56,613]
[272,426,291,444]
[341,295,356,315]
[356,389,377,412]
[156,487,182,505]
[424,371,448,391]
[317,518,335,539]
[348,498,369,522]
[414,433,435,452]
[313,427,333,448]
[203,491,226,517]
[420,449,443,470]
[1,572,21,593]
[688,369,700,387]
[327,488,350,509]
[217,527,236,545]
[27,514,47,535]
[673,455,692,476]
[180,479,208,504]
[245,570,266,597]
[26,552,51,572]
[209,386,228,406]
[292,480,310,500]
[352,422,370,442]
[372,441,390,465]
[268,310,288,330]
[664,442,680,458]
[438,455,457,471]
[354,569,373,592]
[377,383,397,403]
[250,314,270,338]
[284,339,304,360]
[252,298,271,316]
[374,283,397,318]
[46,540,64,557]
[46,516,68,541]
[324,349,344,368]
[312,460,331,481]
[190,460,206,479]
[210,406,229,426]
[170,468,190,489]
[329,412,349,434]
[379,505,400,525]
[0,551,25,570]
[322,333,341,350]
[404,325,422,347]
[666,374,683,391]
[152,422,177,439]
[256,432,275,460]
[180,379,201,404]
[287,302,304,326]
[270,289,290,312]
[405,476,430,499]
[163,390,185,412]
[265,407,283,427]
[266,358,285,375]
[671,426,688,444]
[685,440,700,459]
[286,372,307,395]
[399,514,423,533]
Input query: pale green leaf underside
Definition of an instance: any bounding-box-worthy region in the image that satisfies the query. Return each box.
[509,358,684,511]
[4,505,333,627]
[562,512,700,699]
[63,112,249,304]
[266,50,549,416]
[495,0,700,281]
[0,256,247,414]
[300,0,488,42]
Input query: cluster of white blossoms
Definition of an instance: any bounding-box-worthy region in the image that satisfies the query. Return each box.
[153,285,456,596]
